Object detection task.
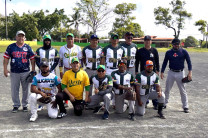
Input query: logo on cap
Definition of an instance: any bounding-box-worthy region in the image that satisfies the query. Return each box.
[146,60,153,66]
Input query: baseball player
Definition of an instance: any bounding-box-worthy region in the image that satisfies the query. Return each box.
[3,30,35,113]
[82,34,102,96]
[111,59,136,121]
[55,57,90,118]
[29,61,61,122]
[59,33,82,107]
[135,35,160,109]
[135,60,165,119]
[87,65,113,120]
[161,38,192,113]
[120,32,137,77]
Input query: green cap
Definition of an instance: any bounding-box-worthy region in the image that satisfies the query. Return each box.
[97,65,105,70]
[43,35,51,40]
[71,57,79,63]
[111,33,119,40]
[66,33,74,38]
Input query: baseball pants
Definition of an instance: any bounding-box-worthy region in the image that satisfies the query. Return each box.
[135,90,165,116]
[85,68,97,96]
[164,70,188,109]
[29,93,58,118]
[10,72,30,108]
[88,93,112,112]
[127,67,135,77]
[115,93,135,114]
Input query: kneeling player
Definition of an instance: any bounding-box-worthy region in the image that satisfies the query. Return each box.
[29,61,61,122]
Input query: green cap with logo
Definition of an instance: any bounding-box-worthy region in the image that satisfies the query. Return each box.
[97,65,105,70]
[111,33,119,40]
[43,35,51,40]
[66,33,74,38]
[71,57,79,63]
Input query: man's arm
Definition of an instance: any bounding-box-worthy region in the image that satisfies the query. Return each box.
[62,84,75,102]
[30,59,35,71]
[154,49,160,74]
[135,84,142,106]
[31,85,47,98]
[50,57,60,72]
[3,58,10,77]
[160,52,169,79]
[135,49,140,74]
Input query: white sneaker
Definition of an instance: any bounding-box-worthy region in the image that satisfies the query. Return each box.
[30,114,38,122]
[37,105,43,112]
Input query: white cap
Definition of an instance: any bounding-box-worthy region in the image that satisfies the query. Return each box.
[16,30,25,36]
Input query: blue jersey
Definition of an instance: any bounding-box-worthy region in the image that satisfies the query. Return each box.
[3,43,35,73]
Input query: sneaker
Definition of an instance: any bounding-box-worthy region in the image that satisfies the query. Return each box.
[102,111,109,120]
[12,107,18,113]
[37,105,43,112]
[184,108,189,113]
[57,112,67,119]
[30,114,38,122]
[163,105,166,109]
[158,112,166,119]
[93,105,103,114]
[128,113,136,121]
[23,107,28,112]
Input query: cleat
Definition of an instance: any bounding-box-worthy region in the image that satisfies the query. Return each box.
[184,108,189,113]
[23,107,28,112]
[12,107,18,113]
[158,112,166,119]
[57,112,67,119]
[30,114,38,122]
[128,113,136,121]
[102,111,109,120]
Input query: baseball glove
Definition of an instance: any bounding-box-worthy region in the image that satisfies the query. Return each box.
[182,76,192,83]
[26,71,36,83]
[125,89,136,101]
[74,101,85,111]
[38,96,52,104]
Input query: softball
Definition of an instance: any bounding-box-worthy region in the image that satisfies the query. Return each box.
[7,73,10,77]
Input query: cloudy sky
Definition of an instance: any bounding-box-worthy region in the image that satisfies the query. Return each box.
[0,0,207,40]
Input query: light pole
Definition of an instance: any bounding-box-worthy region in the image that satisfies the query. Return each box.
[5,0,8,40]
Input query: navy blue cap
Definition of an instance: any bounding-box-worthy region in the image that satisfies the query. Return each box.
[90,34,99,39]
[172,38,180,45]
[144,35,152,40]
[125,32,134,36]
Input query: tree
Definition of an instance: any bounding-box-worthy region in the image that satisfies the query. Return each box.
[76,0,113,34]
[111,3,144,38]
[195,20,208,47]
[154,0,192,38]
[184,36,199,48]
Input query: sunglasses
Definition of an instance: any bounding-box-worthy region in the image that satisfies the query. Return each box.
[98,70,105,72]
[127,37,133,40]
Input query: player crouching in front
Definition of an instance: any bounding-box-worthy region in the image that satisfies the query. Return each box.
[135,60,165,119]
[55,57,90,118]
[29,60,61,122]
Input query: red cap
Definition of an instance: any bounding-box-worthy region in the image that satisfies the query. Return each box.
[146,60,153,66]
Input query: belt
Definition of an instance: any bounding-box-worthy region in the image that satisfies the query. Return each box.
[127,67,134,68]
[107,66,117,69]
[86,67,97,70]
[170,69,183,72]
[64,67,72,70]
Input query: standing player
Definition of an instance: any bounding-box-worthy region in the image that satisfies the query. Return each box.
[59,33,82,107]
[87,65,113,120]
[120,32,137,77]
[135,35,160,109]
[55,57,90,118]
[82,34,102,96]
[135,60,165,119]
[35,34,59,74]
[161,38,192,113]
[29,61,61,122]
[3,30,35,112]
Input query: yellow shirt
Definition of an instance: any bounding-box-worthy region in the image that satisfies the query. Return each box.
[62,69,90,100]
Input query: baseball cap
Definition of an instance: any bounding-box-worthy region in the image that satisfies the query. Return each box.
[43,35,51,40]
[172,38,180,45]
[144,35,151,41]
[40,60,49,67]
[125,32,134,36]
[97,65,105,70]
[111,33,119,40]
[16,30,25,36]
[118,59,127,66]
[71,57,79,63]
[66,33,74,38]
[90,34,99,39]
[146,60,153,66]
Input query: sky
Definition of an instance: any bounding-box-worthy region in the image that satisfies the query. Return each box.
[0,0,207,40]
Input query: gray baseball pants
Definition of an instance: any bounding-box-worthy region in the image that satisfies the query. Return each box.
[135,90,165,115]
[164,70,188,109]
[85,68,97,96]
[10,72,30,108]
[127,67,135,77]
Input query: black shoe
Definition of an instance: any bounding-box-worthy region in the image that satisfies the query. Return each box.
[93,105,103,114]
[12,107,18,113]
[57,112,67,119]
[184,108,189,113]
[128,113,136,121]
[102,111,109,120]
[23,107,28,112]
[158,112,166,119]
[163,106,166,109]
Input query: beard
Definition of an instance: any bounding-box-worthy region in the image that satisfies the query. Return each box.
[147,70,152,73]
[43,40,51,50]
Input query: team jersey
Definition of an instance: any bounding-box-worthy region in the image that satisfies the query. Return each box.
[90,74,113,89]
[120,42,137,67]
[61,69,90,100]
[111,70,134,95]
[102,45,125,69]
[82,45,102,70]
[135,71,159,95]
[3,43,35,73]
[59,44,82,69]
[36,47,59,73]
[31,73,61,96]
